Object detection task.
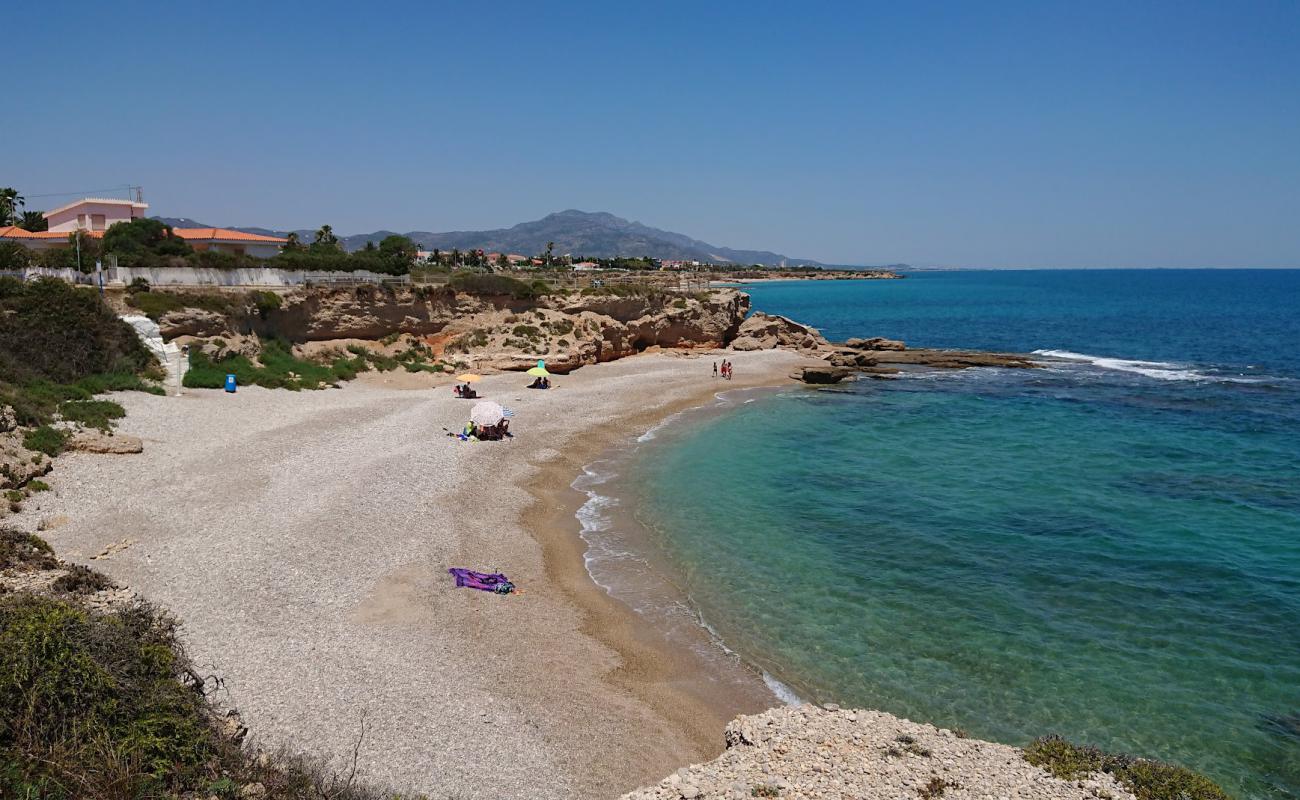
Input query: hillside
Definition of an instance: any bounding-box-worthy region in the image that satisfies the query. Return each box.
[154,210,886,267]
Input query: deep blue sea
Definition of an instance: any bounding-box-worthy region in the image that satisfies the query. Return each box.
[588,271,1300,799]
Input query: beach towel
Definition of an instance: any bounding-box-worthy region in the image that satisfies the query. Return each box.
[448,568,515,594]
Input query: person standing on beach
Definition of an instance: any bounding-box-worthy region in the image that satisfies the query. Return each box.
[713,361,718,378]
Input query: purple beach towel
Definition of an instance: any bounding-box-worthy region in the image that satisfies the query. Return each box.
[448,568,516,594]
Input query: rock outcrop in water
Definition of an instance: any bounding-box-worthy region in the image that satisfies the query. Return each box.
[622,705,1136,800]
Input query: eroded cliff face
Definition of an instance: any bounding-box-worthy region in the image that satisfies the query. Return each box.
[155,285,751,372]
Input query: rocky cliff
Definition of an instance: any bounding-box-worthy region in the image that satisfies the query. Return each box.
[154,285,751,373]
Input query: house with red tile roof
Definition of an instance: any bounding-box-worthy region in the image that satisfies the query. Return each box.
[1,198,287,258]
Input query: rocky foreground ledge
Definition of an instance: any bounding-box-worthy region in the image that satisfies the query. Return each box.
[622,705,1135,800]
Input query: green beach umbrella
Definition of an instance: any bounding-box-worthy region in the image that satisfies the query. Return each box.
[527,359,550,377]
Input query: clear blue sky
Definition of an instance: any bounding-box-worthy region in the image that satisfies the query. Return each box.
[10,1,1299,267]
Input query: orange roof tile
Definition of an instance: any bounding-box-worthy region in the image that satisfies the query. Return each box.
[0,227,103,240]
[172,227,287,243]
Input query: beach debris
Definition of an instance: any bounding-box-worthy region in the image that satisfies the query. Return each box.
[448,568,516,595]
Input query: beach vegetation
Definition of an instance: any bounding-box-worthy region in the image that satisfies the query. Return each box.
[0,590,420,799]
[0,528,57,570]
[449,271,547,299]
[124,287,237,321]
[22,425,67,457]
[57,399,126,431]
[252,290,283,315]
[751,784,780,797]
[1024,735,1231,800]
[26,479,50,493]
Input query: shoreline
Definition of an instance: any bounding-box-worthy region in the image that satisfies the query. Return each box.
[24,347,816,798]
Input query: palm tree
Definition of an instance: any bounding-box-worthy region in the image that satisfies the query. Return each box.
[545,241,554,266]
[18,210,48,232]
[283,231,303,251]
[314,225,338,246]
[0,188,23,227]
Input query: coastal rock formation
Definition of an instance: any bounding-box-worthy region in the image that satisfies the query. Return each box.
[156,285,754,373]
[623,705,1136,800]
[730,312,827,352]
[826,338,1039,374]
[794,365,854,384]
[845,336,906,351]
[0,430,50,491]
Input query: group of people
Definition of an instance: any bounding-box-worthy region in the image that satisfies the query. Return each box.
[454,419,510,441]
[526,375,552,389]
[713,359,734,380]
[452,384,479,399]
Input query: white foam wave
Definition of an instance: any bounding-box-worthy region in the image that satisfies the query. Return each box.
[1032,349,1211,382]
[763,672,804,705]
[637,411,683,442]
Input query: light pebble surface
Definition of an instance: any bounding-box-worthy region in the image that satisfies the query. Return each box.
[22,348,812,799]
[623,705,1137,800]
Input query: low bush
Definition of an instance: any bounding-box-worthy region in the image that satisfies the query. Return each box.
[0,278,154,385]
[0,578,413,799]
[1024,735,1230,800]
[124,289,236,321]
[186,339,364,391]
[57,399,126,431]
[0,528,57,570]
[448,271,545,299]
[50,563,114,595]
[22,425,66,457]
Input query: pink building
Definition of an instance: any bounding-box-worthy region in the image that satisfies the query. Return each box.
[1,198,286,258]
[44,197,149,233]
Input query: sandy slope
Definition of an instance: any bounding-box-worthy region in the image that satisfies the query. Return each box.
[28,348,811,799]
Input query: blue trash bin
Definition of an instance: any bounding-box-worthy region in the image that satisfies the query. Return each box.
[225,374,237,393]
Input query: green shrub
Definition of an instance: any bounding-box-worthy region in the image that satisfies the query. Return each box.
[124,289,234,321]
[22,426,66,457]
[186,339,363,391]
[50,564,114,595]
[58,399,125,431]
[449,271,544,299]
[0,528,57,570]
[1024,736,1231,800]
[0,595,215,796]
[252,290,282,315]
[511,324,541,339]
[0,278,154,385]
[26,480,50,493]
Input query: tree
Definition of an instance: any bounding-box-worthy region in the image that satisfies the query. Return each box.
[102,218,191,257]
[450,248,461,267]
[0,188,23,226]
[310,224,342,255]
[432,248,442,266]
[19,210,48,232]
[0,240,31,270]
[545,241,555,266]
[282,231,304,252]
[495,252,509,270]
[378,234,416,261]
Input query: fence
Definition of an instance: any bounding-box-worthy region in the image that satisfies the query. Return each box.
[12,264,712,293]
[107,265,408,288]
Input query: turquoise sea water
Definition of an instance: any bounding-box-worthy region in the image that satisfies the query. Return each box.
[606,271,1300,798]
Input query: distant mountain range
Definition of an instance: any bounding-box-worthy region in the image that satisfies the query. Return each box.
[154,210,898,268]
